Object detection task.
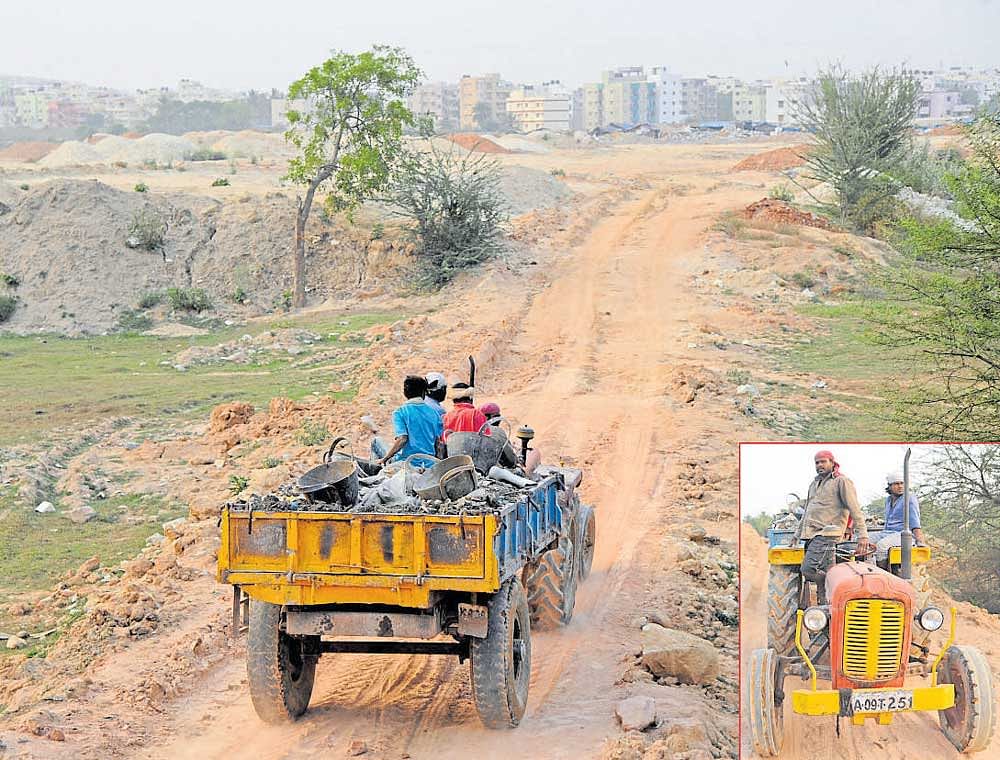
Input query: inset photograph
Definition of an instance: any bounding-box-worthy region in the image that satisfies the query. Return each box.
[740,443,999,758]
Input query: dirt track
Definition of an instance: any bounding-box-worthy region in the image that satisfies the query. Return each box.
[739,523,1000,759]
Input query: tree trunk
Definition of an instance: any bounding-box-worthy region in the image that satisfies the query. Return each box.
[292,178,322,309]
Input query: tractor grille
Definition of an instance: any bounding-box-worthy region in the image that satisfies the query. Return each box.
[842,599,905,681]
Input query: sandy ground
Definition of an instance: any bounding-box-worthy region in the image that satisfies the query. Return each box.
[739,523,1000,759]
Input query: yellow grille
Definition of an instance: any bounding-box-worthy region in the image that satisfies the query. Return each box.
[842,599,905,681]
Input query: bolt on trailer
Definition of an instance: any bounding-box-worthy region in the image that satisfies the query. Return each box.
[748,449,997,756]
[217,466,596,728]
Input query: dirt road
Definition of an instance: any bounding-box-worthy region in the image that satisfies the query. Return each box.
[740,524,1000,759]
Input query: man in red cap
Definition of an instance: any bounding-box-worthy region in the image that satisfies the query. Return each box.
[793,449,871,603]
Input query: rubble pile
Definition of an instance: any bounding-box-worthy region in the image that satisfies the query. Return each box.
[741,198,832,229]
[444,133,511,153]
[732,144,810,172]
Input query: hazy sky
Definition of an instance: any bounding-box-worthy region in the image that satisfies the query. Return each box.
[2,1,998,92]
[738,443,967,518]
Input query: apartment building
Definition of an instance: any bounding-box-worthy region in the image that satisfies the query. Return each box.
[506,82,571,132]
[458,73,513,130]
[582,82,604,131]
[407,81,460,131]
[764,78,810,126]
[600,67,657,125]
[731,84,767,122]
[650,66,682,124]
[679,78,719,123]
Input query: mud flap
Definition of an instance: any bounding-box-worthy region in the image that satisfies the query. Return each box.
[458,603,489,638]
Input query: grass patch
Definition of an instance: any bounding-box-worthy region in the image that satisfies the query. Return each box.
[0,488,185,596]
[0,311,400,444]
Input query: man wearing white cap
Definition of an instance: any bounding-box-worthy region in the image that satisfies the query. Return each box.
[424,372,447,418]
[874,471,925,565]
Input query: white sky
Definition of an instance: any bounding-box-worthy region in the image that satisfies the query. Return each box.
[1,0,997,92]
[738,443,957,518]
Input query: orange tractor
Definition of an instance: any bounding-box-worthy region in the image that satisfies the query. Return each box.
[748,450,996,755]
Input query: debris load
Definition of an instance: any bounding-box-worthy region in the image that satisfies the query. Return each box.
[445,133,511,154]
[741,198,832,229]
[732,145,810,172]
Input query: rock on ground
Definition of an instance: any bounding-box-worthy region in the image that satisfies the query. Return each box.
[64,505,97,524]
[640,623,720,685]
[615,696,657,731]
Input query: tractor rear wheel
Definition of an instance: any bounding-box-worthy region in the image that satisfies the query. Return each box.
[247,601,317,723]
[747,647,784,757]
[937,644,997,753]
[523,536,578,629]
[767,564,801,657]
[576,504,596,581]
[470,578,532,728]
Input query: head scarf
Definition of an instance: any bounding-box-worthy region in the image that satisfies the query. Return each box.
[814,449,841,478]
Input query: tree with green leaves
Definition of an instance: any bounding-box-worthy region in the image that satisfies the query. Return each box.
[869,115,1000,439]
[795,66,920,232]
[284,46,421,307]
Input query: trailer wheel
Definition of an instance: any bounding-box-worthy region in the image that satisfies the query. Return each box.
[523,535,577,629]
[247,601,317,724]
[937,644,997,753]
[767,564,801,657]
[576,504,596,581]
[470,578,532,728]
[747,647,784,757]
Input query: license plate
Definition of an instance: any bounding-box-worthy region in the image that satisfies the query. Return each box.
[851,689,913,714]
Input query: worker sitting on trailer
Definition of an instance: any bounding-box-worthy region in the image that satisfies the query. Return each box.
[442,382,489,435]
[479,402,542,474]
[373,375,443,466]
[873,471,926,569]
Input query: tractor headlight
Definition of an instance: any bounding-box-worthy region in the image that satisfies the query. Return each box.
[917,606,944,632]
[803,606,828,632]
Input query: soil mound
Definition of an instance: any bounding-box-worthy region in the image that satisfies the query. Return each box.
[499,165,573,215]
[741,198,832,229]
[733,144,810,172]
[445,133,511,153]
[0,141,58,163]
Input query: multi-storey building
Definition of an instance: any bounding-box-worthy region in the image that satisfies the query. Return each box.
[679,78,719,123]
[458,73,513,130]
[505,82,571,132]
[407,81,460,132]
[731,83,768,122]
[600,67,657,125]
[650,66,682,124]
[764,78,810,126]
[581,82,604,131]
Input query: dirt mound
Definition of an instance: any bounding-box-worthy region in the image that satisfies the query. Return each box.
[733,144,810,172]
[929,124,964,136]
[445,133,511,153]
[741,198,832,229]
[37,134,198,167]
[499,165,574,215]
[0,141,58,163]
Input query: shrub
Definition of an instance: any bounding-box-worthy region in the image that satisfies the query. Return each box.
[279,289,292,311]
[789,269,817,289]
[137,290,164,309]
[228,474,250,495]
[296,420,328,446]
[142,158,157,170]
[211,177,230,187]
[713,213,746,238]
[134,182,148,193]
[232,287,248,304]
[19,184,28,191]
[384,141,508,288]
[166,287,212,312]
[768,183,794,202]
[187,148,226,162]
[126,207,166,251]
[726,368,752,385]
[261,456,281,469]
[370,222,384,240]
[1,273,19,288]
[0,294,17,323]
[113,160,128,169]
[116,309,152,332]
[549,168,566,178]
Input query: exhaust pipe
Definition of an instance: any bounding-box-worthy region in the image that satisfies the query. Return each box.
[901,448,912,580]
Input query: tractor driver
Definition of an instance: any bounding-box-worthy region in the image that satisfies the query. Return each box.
[793,449,872,603]
[873,472,926,567]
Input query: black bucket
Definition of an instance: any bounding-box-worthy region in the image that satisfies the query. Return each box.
[298,458,359,506]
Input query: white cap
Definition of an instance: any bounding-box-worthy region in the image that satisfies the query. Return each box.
[425,372,447,391]
[886,471,904,485]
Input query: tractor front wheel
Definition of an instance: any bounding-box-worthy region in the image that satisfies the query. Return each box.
[937,644,997,753]
[576,504,596,581]
[767,564,801,657]
[747,647,784,757]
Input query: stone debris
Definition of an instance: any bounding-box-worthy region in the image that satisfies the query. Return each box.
[64,505,97,524]
[34,501,55,513]
[640,623,720,685]
[615,696,657,731]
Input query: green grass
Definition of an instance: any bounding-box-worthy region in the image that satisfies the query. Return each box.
[772,299,907,440]
[0,311,399,444]
[0,487,185,597]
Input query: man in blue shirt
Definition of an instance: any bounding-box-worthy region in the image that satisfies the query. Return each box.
[375,375,443,466]
[874,471,926,565]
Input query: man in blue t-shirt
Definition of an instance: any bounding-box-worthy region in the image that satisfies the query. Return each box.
[375,375,443,466]
[874,471,926,564]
